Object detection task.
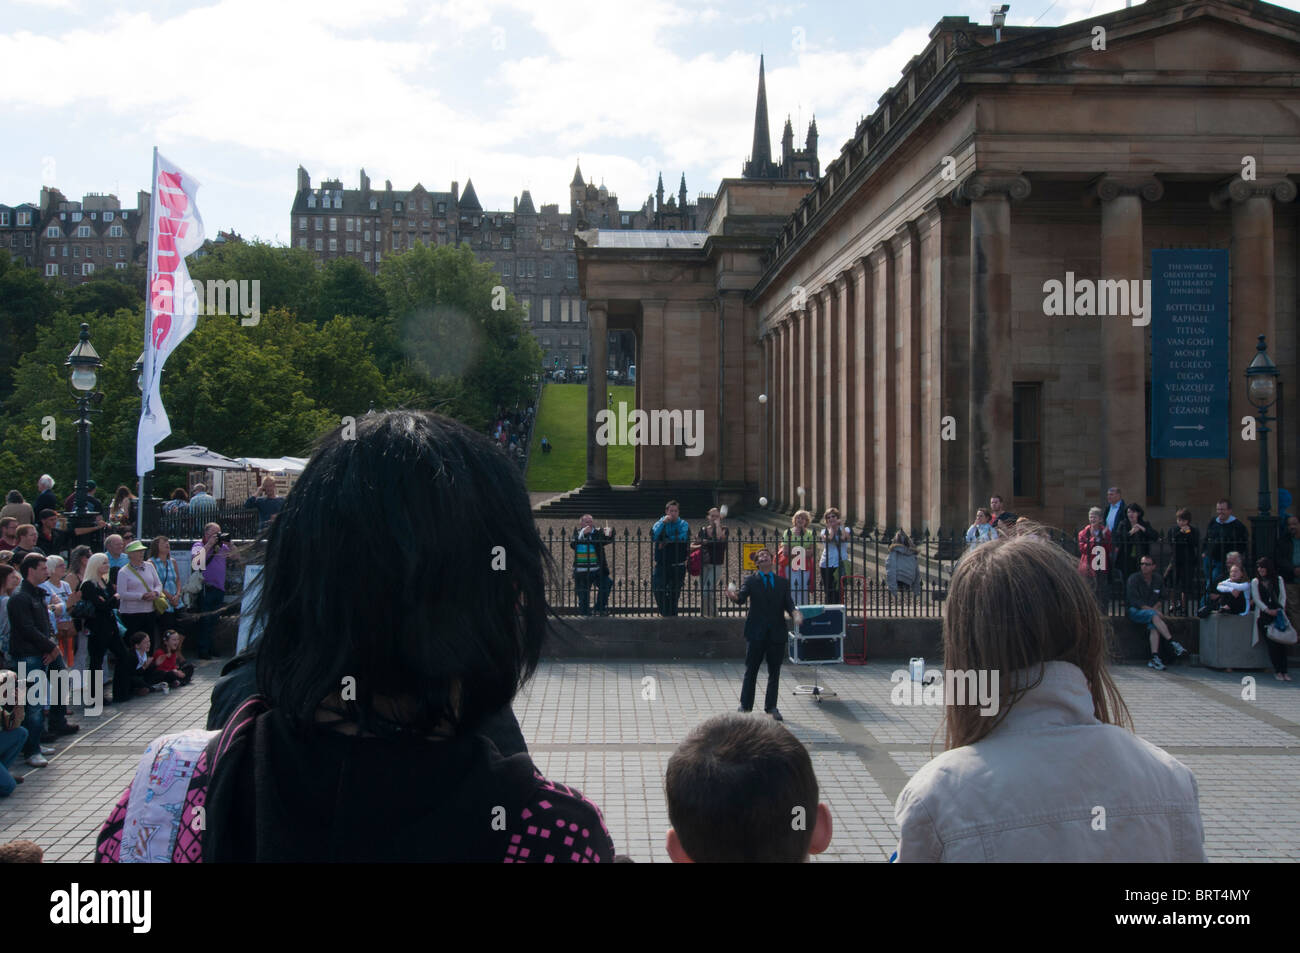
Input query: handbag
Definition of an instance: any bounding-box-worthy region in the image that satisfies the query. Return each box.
[182,567,206,608]
[127,565,170,616]
[70,594,96,620]
[1268,611,1297,645]
[686,546,703,577]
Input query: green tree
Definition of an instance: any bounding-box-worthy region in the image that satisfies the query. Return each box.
[187,241,320,319]
[378,242,540,429]
[310,256,386,326]
[0,252,59,406]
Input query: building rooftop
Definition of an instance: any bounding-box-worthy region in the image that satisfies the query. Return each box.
[585,230,707,249]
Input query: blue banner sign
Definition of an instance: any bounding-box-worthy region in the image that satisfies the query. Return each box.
[1150,249,1230,459]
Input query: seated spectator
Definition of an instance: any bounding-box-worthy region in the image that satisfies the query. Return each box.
[894,531,1206,862]
[1251,558,1291,682]
[886,531,919,593]
[97,410,614,863]
[1215,564,1252,615]
[152,629,194,687]
[1125,555,1188,671]
[125,632,159,697]
[665,713,832,863]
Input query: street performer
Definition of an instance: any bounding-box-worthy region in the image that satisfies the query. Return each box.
[727,548,802,722]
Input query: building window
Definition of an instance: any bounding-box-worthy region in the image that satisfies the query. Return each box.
[0,212,8,226]
[543,262,552,279]
[298,218,307,230]
[17,211,30,226]
[542,236,552,250]
[329,218,337,232]
[46,225,61,238]
[375,252,382,263]
[566,261,576,279]
[83,262,94,275]
[1012,382,1043,505]
[73,246,81,258]
[48,246,55,257]
[71,211,82,222]
[364,251,371,262]
[24,233,31,246]
[621,214,630,226]
[364,230,371,242]
[315,238,323,251]
[502,236,511,250]
[103,211,114,222]
[297,238,307,248]
[119,245,126,257]
[395,202,403,212]
[110,225,124,237]
[346,239,354,252]
[346,218,353,232]
[315,218,323,231]
[115,262,126,270]
[45,263,58,276]
[501,262,512,278]
[308,194,317,208]
[329,238,337,252]
[370,199,378,210]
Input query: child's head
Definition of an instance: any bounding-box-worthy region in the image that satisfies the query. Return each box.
[161,629,182,652]
[130,632,150,652]
[664,714,831,863]
[1228,564,1246,582]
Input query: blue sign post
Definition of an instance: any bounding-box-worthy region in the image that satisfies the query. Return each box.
[1150,249,1230,459]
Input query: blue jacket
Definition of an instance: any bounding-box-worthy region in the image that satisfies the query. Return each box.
[652,517,690,564]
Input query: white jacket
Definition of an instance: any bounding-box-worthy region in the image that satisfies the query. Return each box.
[894,661,1206,862]
[1250,577,1288,646]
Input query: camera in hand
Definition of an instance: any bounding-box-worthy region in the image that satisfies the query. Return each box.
[217,532,233,544]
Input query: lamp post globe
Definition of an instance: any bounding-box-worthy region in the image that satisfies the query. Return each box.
[64,322,104,528]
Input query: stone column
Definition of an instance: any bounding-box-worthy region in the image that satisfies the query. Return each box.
[869,243,896,530]
[834,272,853,521]
[806,293,821,517]
[639,299,666,485]
[586,300,609,488]
[954,173,1030,516]
[917,201,945,533]
[775,320,786,510]
[893,221,921,532]
[795,307,808,515]
[851,260,872,528]
[1091,174,1163,507]
[1210,178,1295,505]
[820,285,837,517]
[784,315,796,513]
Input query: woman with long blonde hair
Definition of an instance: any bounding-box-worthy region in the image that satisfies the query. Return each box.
[781,510,815,606]
[894,529,1206,862]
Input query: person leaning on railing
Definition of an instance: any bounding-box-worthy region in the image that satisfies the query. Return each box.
[886,531,918,594]
[1164,508,1201,612]
[818,508,852,601]
[698,507,729,618]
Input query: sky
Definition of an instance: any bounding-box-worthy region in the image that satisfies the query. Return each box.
[4,0,1299,246]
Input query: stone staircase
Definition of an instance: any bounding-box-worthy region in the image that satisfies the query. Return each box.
[533,485,718,520]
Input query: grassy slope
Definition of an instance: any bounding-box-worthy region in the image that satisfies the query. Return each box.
[527,383,636,491]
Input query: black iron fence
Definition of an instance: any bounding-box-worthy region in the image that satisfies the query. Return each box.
[142,500,260,541]
[539,525,1214,619]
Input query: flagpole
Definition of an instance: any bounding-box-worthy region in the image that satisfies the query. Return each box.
[137,146,158,542]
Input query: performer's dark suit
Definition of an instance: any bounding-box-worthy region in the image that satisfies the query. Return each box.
[735,570,797,713]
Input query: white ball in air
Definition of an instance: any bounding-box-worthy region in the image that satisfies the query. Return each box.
[758,394,767,404]
[759,496,768,507]
[719,504,729,518]
[797,486,805,497]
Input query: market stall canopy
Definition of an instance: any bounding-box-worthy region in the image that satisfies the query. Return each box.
[237,456,309,473]
[154,445,244,469]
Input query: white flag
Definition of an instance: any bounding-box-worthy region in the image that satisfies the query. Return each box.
[137,150,205,477]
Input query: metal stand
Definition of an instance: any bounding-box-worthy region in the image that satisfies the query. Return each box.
[792,667,837,703]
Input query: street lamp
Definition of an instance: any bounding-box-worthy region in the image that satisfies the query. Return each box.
[64,322,104,525]
[1246,333,1280,563]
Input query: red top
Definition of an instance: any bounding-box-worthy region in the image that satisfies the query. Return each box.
[153,649,185,672]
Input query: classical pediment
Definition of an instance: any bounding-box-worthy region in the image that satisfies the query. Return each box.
[963,0,1300,75]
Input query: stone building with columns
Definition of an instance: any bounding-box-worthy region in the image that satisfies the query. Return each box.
[575,0,1300,533]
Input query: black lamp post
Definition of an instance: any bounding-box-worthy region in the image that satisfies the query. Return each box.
[1246,334,1280,564]
[64,322,104,532]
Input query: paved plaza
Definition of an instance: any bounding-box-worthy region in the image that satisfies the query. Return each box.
[2,656,1298,862]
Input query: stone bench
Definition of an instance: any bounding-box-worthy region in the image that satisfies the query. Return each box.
[1198,612,1269,670]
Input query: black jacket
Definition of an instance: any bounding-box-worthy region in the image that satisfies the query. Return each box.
[569,528,612,575]
[1203,517,1250,564]
[7,579,56,658]
[1275,532,1300,586]
[1113,518,1159,576]
[734,572,796,643]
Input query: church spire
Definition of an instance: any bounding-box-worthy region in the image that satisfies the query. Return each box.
[752,55,772,172]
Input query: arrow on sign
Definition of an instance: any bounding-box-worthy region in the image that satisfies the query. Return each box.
[1173,425,1206,431]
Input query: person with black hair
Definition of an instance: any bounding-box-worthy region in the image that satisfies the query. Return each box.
[98,410,613,863]
[665,713,832,863]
